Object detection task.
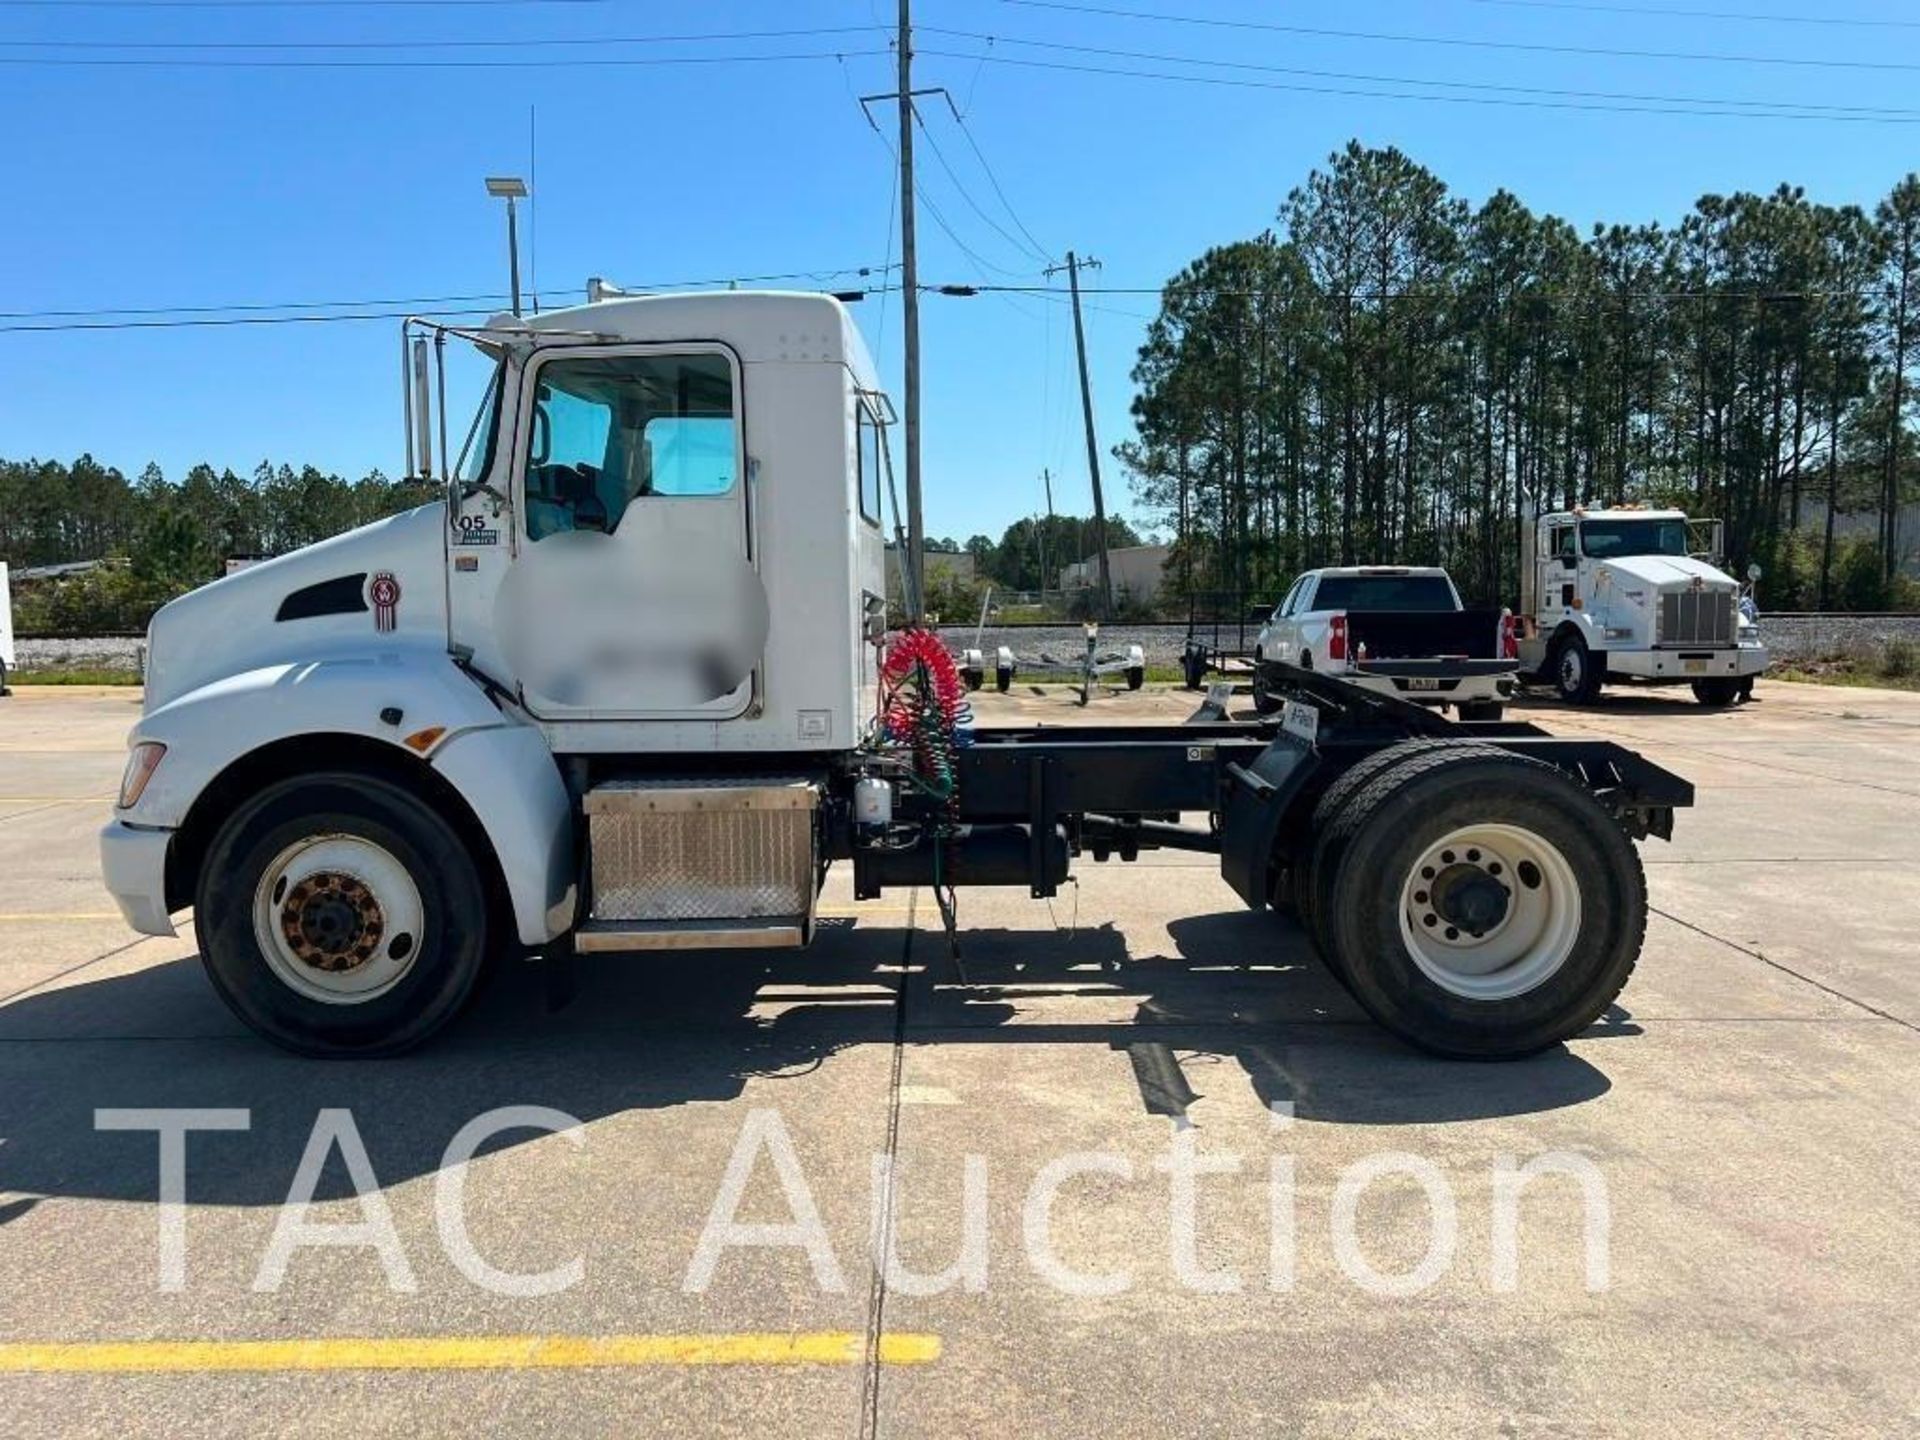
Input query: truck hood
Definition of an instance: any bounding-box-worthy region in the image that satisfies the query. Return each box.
[1598,553,1737,591]
[144,504,450,712]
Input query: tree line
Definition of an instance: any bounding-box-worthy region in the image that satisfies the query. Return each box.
[1,456,435,634]
[1119,142,1920,614]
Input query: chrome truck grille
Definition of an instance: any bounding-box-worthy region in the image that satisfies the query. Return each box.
[1659,588,1735,647]
[583,777,820,930]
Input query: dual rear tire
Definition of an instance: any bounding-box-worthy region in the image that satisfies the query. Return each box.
[1294,743,1645,1058]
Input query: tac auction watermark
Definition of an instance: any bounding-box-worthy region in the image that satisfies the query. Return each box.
[92,1104,1610,1299]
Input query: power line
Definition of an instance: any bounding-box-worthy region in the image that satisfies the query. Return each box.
[924,28,1920,119]
[0,1,619,7]
[941,281,1897,300]
[0,25,883,52]
[919,47,1920,123]
[0,46,891,71]
[912,105,1052,266]
[945,103,1055,264]
[1453,0,1920,29]
[1,265,903,331]
[997,0,1920,74]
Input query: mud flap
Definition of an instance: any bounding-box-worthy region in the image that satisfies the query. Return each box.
[1218,738,1322,909]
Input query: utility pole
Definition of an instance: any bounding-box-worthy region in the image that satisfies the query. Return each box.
[1050,251,1112,619]
[896,0,925,623]
[1039,467,1055,597]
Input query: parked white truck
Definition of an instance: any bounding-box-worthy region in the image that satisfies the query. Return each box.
[99,291,1695,1060]
[1252,566,1518,721]
[1517,506,1768,705]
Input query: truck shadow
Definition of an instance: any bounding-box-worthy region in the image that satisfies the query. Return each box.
[0,909,1621,1208]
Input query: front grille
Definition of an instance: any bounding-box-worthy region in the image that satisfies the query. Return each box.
[1659,588,1735,647]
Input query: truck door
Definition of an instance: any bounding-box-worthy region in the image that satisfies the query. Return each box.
[1543,523,1578,615]
[491,343,762,721]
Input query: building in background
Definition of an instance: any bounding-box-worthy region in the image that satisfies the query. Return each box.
[1060,543,1171,608]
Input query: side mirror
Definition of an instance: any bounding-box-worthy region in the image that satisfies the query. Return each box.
[410,337,435,480]
[1746,562,1763,581]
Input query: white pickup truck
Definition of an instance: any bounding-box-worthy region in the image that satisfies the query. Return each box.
[1255,566,1519,720]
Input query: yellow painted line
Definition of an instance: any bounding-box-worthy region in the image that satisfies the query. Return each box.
[0,1332,940,1374]
[0,913,123,922]
[0,797,114,805]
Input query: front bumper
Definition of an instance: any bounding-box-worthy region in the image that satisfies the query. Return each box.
[1607,643,1769,682]
[99,820,178,937]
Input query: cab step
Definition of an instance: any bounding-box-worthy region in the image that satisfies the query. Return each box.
[574,917,808,953]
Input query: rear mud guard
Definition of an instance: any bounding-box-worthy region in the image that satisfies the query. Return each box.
[1219,737,1323,909]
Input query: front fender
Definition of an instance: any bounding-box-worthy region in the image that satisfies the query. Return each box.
[125,656,509,828]
[122,657,576,947]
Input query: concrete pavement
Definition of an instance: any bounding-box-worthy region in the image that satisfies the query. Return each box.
[0,680,1914,1437]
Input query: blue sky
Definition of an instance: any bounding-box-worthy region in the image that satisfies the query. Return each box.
[3,0,1918,543]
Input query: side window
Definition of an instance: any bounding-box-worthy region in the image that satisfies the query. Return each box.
[1553,526,1577,559]
[1276,578,1303,619]
[856,400,885,526]
[1292,578,1316,615]
[524,352,736,542]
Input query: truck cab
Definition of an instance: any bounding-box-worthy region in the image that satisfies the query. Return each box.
[1516,507,1767,705]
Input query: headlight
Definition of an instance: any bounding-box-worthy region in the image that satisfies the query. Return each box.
[117,742,167,810]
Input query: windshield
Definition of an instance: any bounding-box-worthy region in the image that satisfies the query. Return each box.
[1311,574,1457,611]
[1580,518,1689,559]
[455,362,503,487]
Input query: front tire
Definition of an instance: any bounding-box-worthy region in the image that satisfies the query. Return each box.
[1320,748,1645,1058]
[1692,677,1741,706]
[195,772,490,1056]
[1550,633,1604,704]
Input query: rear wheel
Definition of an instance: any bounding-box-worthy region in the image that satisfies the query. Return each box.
[1550,633,1604,704]
[995,666,1014,694]
[1295,739,1506,981]
[195,772,490,1056]
[1319,748,1645,1058]
[1692,676,1741,706]
[1125,665,1145,692]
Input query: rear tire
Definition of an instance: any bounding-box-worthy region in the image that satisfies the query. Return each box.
[995,666,1013,694]
[1692,677,1741,706]
[195,772,490,1056]
[1125,666,1145,692]
[1320,748,1645,1058]
[963,668,984,692]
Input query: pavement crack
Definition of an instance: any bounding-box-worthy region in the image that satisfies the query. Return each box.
[0,931,155,1007]
[1648,905,1919,1035]
[858,886,915,1440]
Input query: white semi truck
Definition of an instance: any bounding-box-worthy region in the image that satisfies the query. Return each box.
[1517,506,1768,705]
[99,291,1693,1060]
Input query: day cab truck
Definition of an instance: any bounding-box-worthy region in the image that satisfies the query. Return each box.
[99,291,1692,1061]
[1517,506,1768,705]
[1251,566,1518,721]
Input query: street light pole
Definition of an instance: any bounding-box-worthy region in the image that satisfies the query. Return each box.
[484,176,529,318]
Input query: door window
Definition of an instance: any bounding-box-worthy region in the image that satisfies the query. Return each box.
[524,352,736,541]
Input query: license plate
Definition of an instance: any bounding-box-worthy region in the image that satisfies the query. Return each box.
[1684,659,1707,674]
[1281,700,1319,746]
[1405,677,1440,691]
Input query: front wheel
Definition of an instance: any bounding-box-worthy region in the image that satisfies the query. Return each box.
[1550,634,1604,704]
[196,772,490,1056]
[1319,748,1645,1058]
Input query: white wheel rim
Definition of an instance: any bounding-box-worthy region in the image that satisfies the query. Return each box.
[1397,823,1582,1002]
[252,834,425,1005]
[1560,648,1583,691]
